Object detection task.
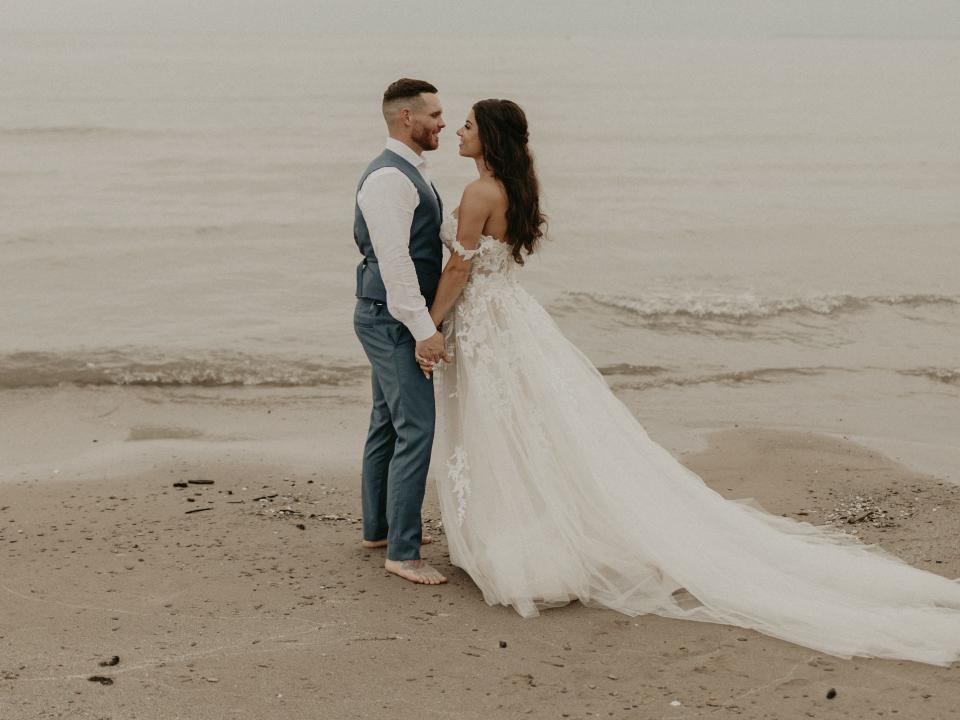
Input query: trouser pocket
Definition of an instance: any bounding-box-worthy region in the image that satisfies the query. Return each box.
[354,298,386,328]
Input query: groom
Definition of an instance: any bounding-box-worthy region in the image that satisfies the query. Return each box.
[353,78,450,585]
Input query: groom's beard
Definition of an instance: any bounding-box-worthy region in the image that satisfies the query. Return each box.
[411,125,439,152]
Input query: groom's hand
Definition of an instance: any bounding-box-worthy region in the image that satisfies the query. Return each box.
[416,331,450,364]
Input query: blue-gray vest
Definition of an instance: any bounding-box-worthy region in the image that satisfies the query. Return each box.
[354,149,443,307]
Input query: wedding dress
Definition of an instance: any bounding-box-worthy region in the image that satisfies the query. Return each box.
[432,214,960,666]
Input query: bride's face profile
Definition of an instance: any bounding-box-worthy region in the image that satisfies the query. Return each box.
[456,109,482,159]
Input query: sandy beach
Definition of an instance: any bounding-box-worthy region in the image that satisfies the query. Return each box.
[1,384,958,720]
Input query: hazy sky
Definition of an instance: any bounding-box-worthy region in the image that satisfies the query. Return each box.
[2,0,959,37]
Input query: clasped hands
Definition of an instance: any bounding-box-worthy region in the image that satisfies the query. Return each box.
[415,331,451,379]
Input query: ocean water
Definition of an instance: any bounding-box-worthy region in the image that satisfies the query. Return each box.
[2,32,958,472]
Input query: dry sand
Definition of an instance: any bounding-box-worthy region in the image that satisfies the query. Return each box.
[1,386,959,719]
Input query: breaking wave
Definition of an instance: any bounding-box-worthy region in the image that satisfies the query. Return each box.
[899,367,960,387]
[0,351,369,389]
[561,292,960,322]
[610,366,835,391]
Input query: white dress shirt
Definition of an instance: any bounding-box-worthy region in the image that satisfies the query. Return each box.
[357,138,439,342]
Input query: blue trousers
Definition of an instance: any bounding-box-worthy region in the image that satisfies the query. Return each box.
[353,298,435,561]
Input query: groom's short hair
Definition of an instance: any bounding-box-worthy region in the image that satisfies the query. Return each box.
[382,78,438,124]
[383,78,437,103]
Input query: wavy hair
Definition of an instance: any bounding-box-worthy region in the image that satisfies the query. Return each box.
[472,99,546,265]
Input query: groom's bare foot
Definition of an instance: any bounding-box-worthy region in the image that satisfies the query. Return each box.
[384,559,447,585]
[361,534,433,549]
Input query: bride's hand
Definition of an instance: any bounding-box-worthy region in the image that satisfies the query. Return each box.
[415,351,435,379]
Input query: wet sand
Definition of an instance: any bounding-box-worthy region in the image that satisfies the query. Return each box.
[1,386,959,719]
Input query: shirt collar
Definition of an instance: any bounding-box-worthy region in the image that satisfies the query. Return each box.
[385,137,425,169]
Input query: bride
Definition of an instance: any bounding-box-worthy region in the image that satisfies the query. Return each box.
[416,98,960,666]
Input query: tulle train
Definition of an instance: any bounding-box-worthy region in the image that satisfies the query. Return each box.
[433,273,960,666]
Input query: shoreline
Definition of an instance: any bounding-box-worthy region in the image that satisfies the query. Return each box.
[1,386,958,718]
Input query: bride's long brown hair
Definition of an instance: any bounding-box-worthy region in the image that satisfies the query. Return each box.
[472,99,546,265]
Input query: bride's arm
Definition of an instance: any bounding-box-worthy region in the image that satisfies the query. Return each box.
[429,182,491,327]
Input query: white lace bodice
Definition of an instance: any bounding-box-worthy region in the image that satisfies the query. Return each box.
[437,213,530,367]
[439,213,518,278]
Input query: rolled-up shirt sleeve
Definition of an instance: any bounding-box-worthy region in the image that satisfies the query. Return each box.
[357,168,438,342]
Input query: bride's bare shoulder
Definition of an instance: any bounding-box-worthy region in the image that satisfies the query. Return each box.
[461,178,506,212]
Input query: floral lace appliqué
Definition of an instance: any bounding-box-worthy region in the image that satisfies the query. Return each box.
[440,212,516,278]
[448,236,484,261]
[447,445,471,526]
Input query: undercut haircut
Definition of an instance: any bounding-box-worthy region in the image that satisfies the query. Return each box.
[383,78,438,104]
[382,78,438,124]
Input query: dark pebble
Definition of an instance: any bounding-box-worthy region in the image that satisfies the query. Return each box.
[296,523,306,530]
[172,482,188,488]
[826,688,837,699]
[98,656,120,667]
[499,640,507,648]
[88,675,114,686]
[188,479,215,485]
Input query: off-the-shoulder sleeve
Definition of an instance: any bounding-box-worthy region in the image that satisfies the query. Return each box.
[441,212,484,261]
[449,236,484,261]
